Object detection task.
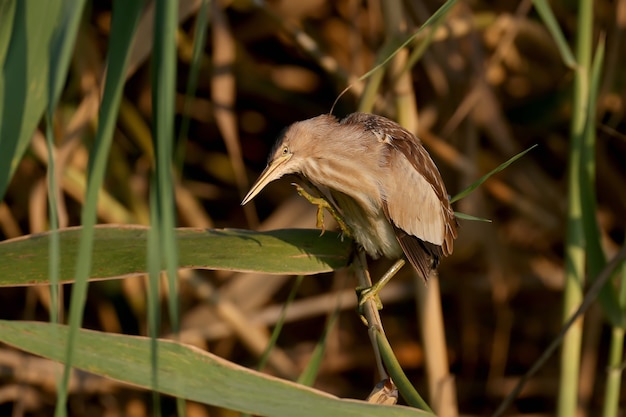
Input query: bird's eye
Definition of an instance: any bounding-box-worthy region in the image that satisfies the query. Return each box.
[282,146,289,155]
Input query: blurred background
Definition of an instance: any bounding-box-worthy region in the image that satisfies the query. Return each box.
[1,0,625,416]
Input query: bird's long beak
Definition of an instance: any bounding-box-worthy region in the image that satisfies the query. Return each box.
[241,154,291,205]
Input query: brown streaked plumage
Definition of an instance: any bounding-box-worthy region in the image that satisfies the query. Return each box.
[242,112,458,281]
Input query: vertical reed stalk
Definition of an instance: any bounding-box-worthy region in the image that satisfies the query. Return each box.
[557,0,593,415]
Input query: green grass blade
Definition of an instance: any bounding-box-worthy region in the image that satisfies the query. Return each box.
[48,0,86,107]
[152,0,180,332]
[257,275,304,372]
[358,0,457,82]
[602,325,625,417]
[454,212,492,222]
[579,36,624,326]
[0,2,58,201]
[297,310,339,387]
[0,320,431,417]
[357,62,386,113]
[580,38,626,327]
[601,261,626,417]
[152,2,182,409]
[147,192,163,415]
[557,0,593,414]
[532,0,576,68]
[150,0,180,412]
[176,0,209,172]
[403,5,449,73]
[46,0,87,327]
[450,145,538,204]
[54,1,143,414]
[44,120,61,324]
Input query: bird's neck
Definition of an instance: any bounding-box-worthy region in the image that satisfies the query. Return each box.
[300,153,382,217]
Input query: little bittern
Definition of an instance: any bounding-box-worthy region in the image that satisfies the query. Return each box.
[242,112,457,282]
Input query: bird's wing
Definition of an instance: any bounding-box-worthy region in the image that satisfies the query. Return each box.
[384,150,446,244]
[342,113,456,254]
[339,113,457,281]
[383,149,447,278]
[384,131,456,257]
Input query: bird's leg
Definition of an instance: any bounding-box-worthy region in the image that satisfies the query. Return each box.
[292,183,352,237]
[357,258,406,313]
[352,250,390,382]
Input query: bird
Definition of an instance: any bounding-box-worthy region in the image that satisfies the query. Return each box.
[242,112,457,282]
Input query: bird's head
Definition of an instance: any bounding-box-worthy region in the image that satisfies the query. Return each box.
[241,114,340,205]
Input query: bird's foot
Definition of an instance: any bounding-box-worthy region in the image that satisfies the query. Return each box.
[356,259,407,324]
[293,183,329,234]
[356,285,384,325]
[292,183,352,238]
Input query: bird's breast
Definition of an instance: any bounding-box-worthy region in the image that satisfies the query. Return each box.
[299,147,408,259]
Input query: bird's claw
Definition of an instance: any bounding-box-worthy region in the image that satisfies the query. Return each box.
[293,183,328,235]
[293,183,353,238]
[356,285,383,325]
[315,205,326,236]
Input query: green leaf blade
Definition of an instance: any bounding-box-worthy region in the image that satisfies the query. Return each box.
[0,320,431,417]
[0,2,60,201]
[532,0,576,68]
[450,144,538,204]
[0,226,354,287]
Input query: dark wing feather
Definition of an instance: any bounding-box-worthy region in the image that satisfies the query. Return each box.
[383,204,444,281]
[384,125,458,257]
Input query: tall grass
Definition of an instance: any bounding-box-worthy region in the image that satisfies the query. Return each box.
[0,1,624,416]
